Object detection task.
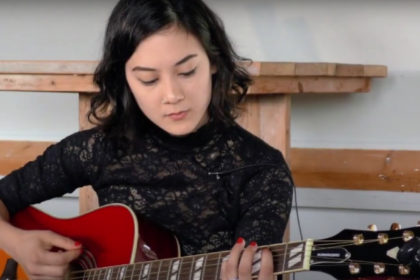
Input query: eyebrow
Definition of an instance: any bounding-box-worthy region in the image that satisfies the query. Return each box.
[132,54,198,72]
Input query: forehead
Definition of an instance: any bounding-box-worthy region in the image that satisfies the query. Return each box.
[129,26,205,67]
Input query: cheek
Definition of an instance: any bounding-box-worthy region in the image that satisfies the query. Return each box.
[126,76,161,113]
[184,72,212,103]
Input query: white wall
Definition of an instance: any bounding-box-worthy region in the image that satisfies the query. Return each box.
[1,1,420,280]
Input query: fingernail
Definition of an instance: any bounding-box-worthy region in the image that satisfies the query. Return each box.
[236,237,244,244]
[74,241,82,247]
[250,241,257,247]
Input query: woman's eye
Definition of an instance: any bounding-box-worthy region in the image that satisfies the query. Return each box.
[180,68,196,77]
[140,78,158,85]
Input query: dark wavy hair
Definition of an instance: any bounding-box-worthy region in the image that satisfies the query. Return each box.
[88,0,253,142]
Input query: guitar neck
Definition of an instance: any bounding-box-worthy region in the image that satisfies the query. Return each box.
[79,240,313,280]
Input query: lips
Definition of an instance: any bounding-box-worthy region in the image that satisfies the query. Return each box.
[166,110,188,120]
[168,111,186,116]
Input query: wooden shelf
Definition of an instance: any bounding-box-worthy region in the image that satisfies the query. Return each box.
[0,60,387,94]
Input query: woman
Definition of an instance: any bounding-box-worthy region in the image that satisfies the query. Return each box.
[0,0,294,280]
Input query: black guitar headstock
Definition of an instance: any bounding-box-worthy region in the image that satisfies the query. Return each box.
[309,222,420,279]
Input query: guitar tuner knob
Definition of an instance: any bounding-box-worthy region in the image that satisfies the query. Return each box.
[349,263,360,274]
[353,234,364,245]
[378,233,389,244]
[374,263,385,274]
[399,264,410,275]
[403,230,414,242]
[391,223,401,230]
[368,224,377,231]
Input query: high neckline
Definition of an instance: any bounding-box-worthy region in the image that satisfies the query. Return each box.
[145,117,229,153]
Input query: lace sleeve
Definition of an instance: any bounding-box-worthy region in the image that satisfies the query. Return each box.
[0,129,110,217]
[234,164,294,247]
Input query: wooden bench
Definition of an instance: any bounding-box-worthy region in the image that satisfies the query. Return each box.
[0,60,388,280]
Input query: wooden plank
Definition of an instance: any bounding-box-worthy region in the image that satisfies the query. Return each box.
[2,142,420,193]
[235,94,291,280]
[78,93,99,215]
[258,94,291,273]
[290,148,420,192]
[0,140,52,175]
[0,74,371,94]
[0,60,387,77]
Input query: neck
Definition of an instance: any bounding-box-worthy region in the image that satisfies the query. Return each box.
[146,117,229,153]
[72,240,313,280]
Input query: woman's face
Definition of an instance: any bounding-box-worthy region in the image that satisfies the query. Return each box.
[125,25,217,136]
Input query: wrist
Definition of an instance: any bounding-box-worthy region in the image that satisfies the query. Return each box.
[0,219,23,253]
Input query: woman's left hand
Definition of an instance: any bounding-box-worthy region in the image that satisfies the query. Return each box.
[221,237,274,280]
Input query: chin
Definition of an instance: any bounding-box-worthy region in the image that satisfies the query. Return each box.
[162,122,200,137]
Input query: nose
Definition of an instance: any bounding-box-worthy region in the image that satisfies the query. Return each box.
[161,77,184,104]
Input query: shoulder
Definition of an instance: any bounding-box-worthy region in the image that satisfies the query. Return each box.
[54,127,115,156]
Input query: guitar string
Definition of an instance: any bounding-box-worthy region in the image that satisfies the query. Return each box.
[6,236,408,280]
[68,234,406,275]
[62,255,405,280]
[10,251,407,280]
[60,236,409,280]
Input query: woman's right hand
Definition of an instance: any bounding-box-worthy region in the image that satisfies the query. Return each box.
[7,229,83,280]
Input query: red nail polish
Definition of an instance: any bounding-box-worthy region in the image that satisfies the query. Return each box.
[236,237,244,244]
[74,241,82,247]
[250,241,257,246]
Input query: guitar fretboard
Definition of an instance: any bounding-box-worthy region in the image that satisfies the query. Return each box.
[78,240,313,280]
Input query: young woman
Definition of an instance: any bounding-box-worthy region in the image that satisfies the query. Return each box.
[0,0,294,279]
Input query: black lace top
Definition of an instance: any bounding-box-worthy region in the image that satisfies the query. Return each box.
[0,118,293,256]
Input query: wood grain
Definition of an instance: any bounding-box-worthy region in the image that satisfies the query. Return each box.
[2,143,419,193]
[78,93,99,215]
[290,148,420,192]
[0,74,371,94]
[0,60,387,77]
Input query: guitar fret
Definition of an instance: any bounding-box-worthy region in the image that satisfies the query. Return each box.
[150,260,162,280]
[143,262,151,280]
[282,243,288,273]
[202,251,223,280]
[193,255,205,280]
[169,258,181,280]
[156,259,171,280]
[187,256,195,280]
[130,264,136,280]
[214,252,221,280]
[96,268,103,280]
[105,267,113,280]
[114,266,121,280]
[286,241,305,271]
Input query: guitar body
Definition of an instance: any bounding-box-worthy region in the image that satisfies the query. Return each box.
[0,203,180,280]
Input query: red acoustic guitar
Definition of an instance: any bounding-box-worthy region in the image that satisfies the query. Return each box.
[0,203,419,280]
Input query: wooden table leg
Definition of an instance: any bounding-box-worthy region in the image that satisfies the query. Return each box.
[236,94,292,280]
[78,92,99,215]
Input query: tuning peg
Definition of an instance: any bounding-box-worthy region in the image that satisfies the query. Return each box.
[368,224,377,231]
[391,223,401,230]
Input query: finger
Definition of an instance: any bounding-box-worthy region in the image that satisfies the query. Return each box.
[258,248,273,280]
[42,249,82,266]
[226,237,245,280]
[28,264,69,279]
[42,231,82,251]
[238,241,258,280]
[32,275,64,280]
